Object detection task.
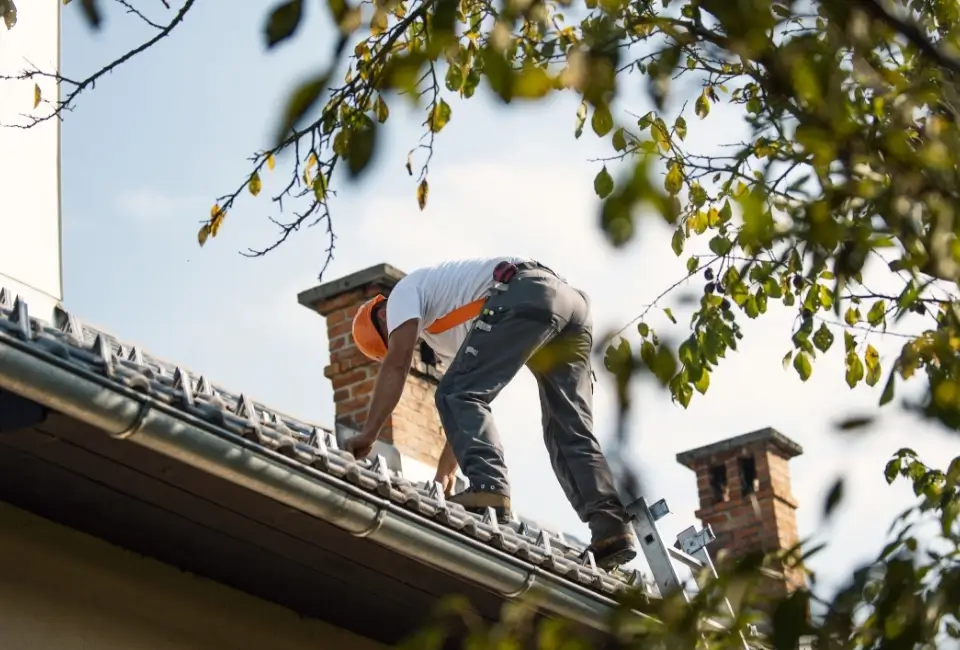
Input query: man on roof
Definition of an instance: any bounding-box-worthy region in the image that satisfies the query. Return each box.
[345,257,637,570]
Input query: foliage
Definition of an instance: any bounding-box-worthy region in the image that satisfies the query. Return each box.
[7,0,957,431]
[5,0,960,647]
[404,449,959,649]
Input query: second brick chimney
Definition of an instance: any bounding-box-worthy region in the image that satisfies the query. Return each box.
[298,263,448,479]
[677,427,806,609]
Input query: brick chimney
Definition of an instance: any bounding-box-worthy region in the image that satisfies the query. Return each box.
[297,263,449,481]
[677,428,806,604]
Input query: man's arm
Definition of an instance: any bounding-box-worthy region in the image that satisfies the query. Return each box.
[348,318,420,456]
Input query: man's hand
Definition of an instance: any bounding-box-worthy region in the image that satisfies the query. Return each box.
[435,470,458,497]
[344,433,377,460]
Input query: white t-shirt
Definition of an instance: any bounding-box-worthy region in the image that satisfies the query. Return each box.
[386,256,526,365]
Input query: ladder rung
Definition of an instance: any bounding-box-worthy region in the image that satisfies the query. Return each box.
[668,545,704,570]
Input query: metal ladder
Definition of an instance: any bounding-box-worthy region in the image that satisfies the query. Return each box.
[626,496,755,648]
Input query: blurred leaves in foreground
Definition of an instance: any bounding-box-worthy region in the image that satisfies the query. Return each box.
[404,450,959,649]
[9,0,960,646]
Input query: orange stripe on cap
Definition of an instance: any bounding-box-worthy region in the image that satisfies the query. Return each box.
[424,297,487,334]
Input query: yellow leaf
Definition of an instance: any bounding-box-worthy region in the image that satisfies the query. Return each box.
[374,95,390,123]
[33,83,40,109]
[370,7,388,35]
[429,99,452,133]
[266,153,276,171]
[313,175,327,202]
[514,66,552,99]
[248,171,262,197]
[209,205,225,236]
[416,178,429,210]
[664,162,683,195]
[304,152,318,183]
[864,344,879,370]
[197,224,211,247]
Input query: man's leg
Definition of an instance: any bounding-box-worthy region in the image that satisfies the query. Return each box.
[528,293,637,570]
[435,277,560,522]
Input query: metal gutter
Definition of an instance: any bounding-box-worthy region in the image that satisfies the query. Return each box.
[0,334,654,633]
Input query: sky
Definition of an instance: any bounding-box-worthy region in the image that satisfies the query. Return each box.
[44,0,960,605]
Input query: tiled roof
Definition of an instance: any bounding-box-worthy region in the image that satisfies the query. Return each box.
[0,287,652,599]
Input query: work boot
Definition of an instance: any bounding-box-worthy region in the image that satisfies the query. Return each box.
[448,487,512,524]
[587,531,638,571]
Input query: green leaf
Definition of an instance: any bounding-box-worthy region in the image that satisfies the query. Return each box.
[612,128,627,151]
[694,91,710,118]
[637,323,649,337]
[671,228,685,256]
[708,235,732,256]
[782,350,792,370]
[313,174,328,201]
[444,64,464,92]
[879,371,896,406]
[593,166,614,199]
[674,116,687,140]
[686,256,698,274]
[265,0,304,48]
[812,323,834,352]
[345,122,377,178]
[867,300,886,327]
[274,73,329,145]
[664,163,683,195]
[844,307,860,326]
[793,351,812,381]
[694,368,710,394]
[663,307,676,323]
[574,102,587,139]
[823,477,844,516]
[591,103,614,137]
[689,183,707,207]
[718,199,732,222]
[374,95,390,123]
[884,457,902,484]
[845,351,864,388]
[429,99,453,133]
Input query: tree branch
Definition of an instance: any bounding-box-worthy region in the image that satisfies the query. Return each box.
[0,0,194,128]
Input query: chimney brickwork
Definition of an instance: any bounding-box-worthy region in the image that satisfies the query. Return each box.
[298,264,447,469]
[678,428,806,604]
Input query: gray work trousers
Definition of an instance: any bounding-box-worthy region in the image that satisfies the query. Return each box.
[434,266,632,541]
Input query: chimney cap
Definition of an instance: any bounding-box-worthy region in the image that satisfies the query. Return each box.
[676,426,803,468]
[297,263,407,312]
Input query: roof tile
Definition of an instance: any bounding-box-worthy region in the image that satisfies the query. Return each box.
[0,289,654,598]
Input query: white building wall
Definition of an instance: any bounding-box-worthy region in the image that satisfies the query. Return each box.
[0,500,387,650]
[0,0,62,322]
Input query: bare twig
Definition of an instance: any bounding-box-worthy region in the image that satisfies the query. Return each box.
[0,0,195,128]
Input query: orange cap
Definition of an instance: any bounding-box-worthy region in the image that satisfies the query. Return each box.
[352,294,388,361]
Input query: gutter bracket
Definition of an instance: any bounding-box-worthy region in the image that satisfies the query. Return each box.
[113,399,151,440]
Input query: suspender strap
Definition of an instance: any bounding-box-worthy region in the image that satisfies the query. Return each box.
[424,298,487,334]
[423,260,550,334]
